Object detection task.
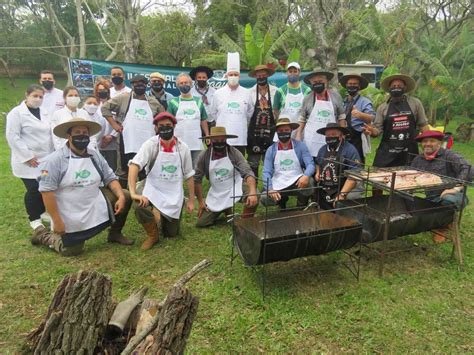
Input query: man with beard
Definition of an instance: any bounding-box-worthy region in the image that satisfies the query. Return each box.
[148,72,174,110]
[190,66,216,127]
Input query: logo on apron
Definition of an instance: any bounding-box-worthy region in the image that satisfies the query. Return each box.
[183,109,196,116]
[134,108,148,119]
[280,159,294,166]
[227,102,240,109]
[161,164,178,173]
[215,168,230,177]
[289,102,301,108]
[317,109,331,118]
[75,169,91,179]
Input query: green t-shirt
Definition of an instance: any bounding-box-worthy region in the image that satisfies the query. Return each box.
[167,96,208,120]
[273,83,312,111]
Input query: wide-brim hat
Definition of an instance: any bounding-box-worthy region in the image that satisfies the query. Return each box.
[415,130,445,141]
[316,122,350,136]
[150,72,166,81]
[381,74,416,93]
[248,64,275,78]
[190,66,214,80]
[303,68,334,84]
[339,73,369,90]
[53,117,102,139]
[275,117,299,130]
[200,126,238,140]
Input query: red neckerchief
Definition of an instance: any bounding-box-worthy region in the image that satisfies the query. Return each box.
[424,148,440,161]
[277,141,293,150]
[315,90,329,101]
[211,148,227,160]
[160,138,176,152]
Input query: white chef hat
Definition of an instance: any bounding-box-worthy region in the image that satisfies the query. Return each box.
[226,52,240,74]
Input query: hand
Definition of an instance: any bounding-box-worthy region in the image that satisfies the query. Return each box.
[332,193,347,208]
[351,108,361,118]
[114,196,125,215]
[26,157,39,168]
[363,124,376,136]
[440,188,458,198]
[339,119,347,128]
[268,190,281,202]
[314,173,320,182]
[131,193,149,208]
[245,194,258,207]
[101,135,113,148]
[53,218,65,236]
[187,198,195,214]
[296,175,310,189]
[197,200,209,218]
[111,121,123,133]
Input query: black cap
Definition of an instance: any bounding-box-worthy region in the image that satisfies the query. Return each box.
[130,74,148,84]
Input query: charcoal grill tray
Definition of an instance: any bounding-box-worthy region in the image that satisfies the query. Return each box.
[234,209,362,266]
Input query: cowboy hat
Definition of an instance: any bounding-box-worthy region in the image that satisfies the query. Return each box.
[189,66,214,80]
[200,126,238,140]
[316,122,350,136]
[339,73,369,90]
[150,72,166,81]
[53,117,102,139]
[303,68,334,84]
[381,74,416,93]
[248,64,275,78]
[275,117,299,130]
[415,130,445,141]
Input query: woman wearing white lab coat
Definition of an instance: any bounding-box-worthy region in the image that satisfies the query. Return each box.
[82,95,106,150]
[6,84,54,233]
[50,86,87,150]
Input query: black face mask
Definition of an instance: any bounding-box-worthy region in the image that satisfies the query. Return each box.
[111,76,124,85]
[133,85,147,96]
[326,136,340,150]
[212,141,227,152]
[257,77,268,86]
[98,90,109,99]
[159,126,174,140]
[346,86,359,96]
[42,80,54,90]
[389,88,404,98]
[277,132,291,143]
[197,80,207,88]
[71,135,90,151]
[151,83,163,91]
[312,83,325,94]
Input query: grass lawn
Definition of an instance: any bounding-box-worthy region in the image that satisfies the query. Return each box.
[0,77,473,352]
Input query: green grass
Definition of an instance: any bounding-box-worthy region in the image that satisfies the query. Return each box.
[0,77,473,352]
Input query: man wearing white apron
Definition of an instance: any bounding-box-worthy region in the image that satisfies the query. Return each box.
[128,112,195,250]
[261,118,316,209]
[167,72,209,165]
[194,126,258,227]
[211,52,254,155]
[102,75,164,183]
[295,69,346,159]
[190,66,216,127]
[37,117,133,256]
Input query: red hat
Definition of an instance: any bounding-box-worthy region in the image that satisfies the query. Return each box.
[153,112,177,125]
[415,130,444,141]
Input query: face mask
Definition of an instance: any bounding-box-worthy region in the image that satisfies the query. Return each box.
[66,96,81,108]
[71,135,90,150]
[178,85,191,94]
[159,126,174,140]
[197,80,207,88]
[227,76,239,86]
[133,85,146,96]
[111,76,124,85]
[151,83,163,91]
[389,88,404,98]
[41,80,54,90]
[84,104,98,115]
[326,136,340,150]
[257,77,268,86]
[26,96,43,109]
[212,141,227,152]
[312,83,325,94]
[346,86,359,96]
[277,132,291,143]
[288,75,299,84]
[98,90,109,99]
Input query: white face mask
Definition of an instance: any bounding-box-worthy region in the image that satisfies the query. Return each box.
[227,76,239,86]
[66,96,81,108]
[26,96,43,109]
[84,104,98,115]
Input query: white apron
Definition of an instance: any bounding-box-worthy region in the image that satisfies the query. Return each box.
[122,97,154,154]
[174,98,202,151]
[205,150,243,212]
[142,142,184,219]
[54,151,109,233]
[273,87,305,142]
[271,147,304,191]
[304,96,336,157]
[216,99,248,146]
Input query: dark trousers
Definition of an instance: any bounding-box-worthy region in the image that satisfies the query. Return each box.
[100,150,118,172]
[247,152,264,178]
[348,128,365,164]
[21,178,45,221]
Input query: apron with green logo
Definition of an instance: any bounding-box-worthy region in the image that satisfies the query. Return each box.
[122,97,154,154]
[304,95,336,157]
[174,97,202,151]
[271,147,303,191]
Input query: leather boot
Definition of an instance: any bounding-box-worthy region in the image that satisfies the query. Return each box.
[30,225,50,246]
[108,230,134,245]
[141,221,160,250]
[242,205,257,219]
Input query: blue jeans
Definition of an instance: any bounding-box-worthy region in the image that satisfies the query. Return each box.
[430,192,469,211]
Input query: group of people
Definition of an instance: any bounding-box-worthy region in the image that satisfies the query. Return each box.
[6,53,472,256]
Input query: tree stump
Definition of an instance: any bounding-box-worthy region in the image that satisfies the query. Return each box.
[28,270,113,354]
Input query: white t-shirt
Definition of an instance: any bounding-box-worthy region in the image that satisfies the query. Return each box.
[191,85,216,122]
[110,85,131,98]
[50,107,89,150]
[41,88,64,116]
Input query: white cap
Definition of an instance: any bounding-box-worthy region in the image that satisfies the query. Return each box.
[226,52,240,74]
[286,62,301,70]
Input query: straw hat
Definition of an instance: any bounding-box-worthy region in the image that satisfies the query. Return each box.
[275,117,299,130]
[150,72,166,81]
[248,64,275,78]
[200,126,238,140]
[339,73,369,90]
[53,117,102,139]
[381,74,416,93]
[303,68,334,84]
